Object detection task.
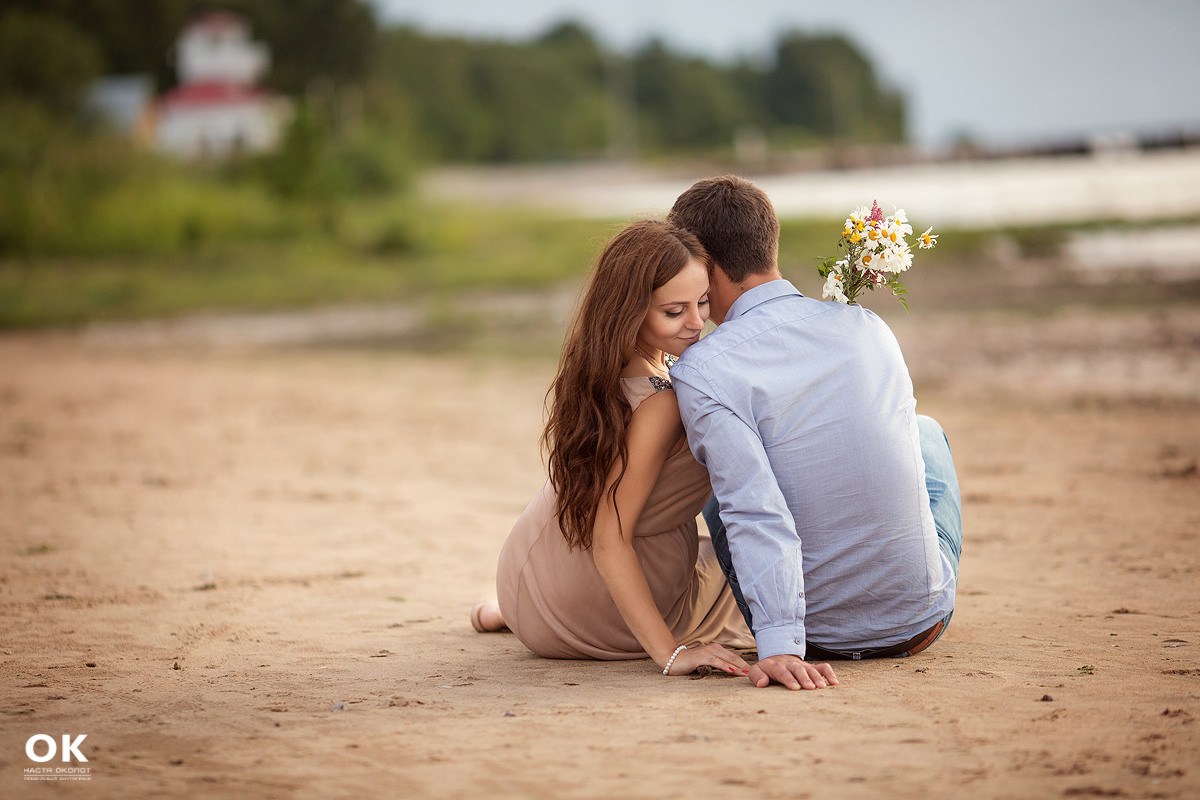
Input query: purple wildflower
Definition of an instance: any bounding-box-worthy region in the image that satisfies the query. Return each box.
[869,200,884,222]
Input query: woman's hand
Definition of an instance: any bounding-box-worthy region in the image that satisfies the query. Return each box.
[664,642,751,677]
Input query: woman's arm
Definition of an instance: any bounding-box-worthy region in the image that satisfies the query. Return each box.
[590,390,749,676]
[590,390,683,667]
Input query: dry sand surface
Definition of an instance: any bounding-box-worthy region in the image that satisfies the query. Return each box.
[1,305,1199,799]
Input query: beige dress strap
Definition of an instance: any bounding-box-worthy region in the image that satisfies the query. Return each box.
[622,375,673,409]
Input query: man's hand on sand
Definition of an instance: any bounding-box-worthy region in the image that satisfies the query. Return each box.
[748,655,839,690]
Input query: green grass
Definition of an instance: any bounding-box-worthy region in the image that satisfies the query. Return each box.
[2,202,848,329]
[3,183,1195,330]
[5,116,1197,330]
[778,218,848,296]
[0,198,617,329]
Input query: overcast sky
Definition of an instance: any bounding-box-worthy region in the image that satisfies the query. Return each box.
[368,0,1200,150]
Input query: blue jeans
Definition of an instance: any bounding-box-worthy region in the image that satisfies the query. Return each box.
[704,414,964,637]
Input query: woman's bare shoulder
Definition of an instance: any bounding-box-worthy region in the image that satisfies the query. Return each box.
[625,381,682,452]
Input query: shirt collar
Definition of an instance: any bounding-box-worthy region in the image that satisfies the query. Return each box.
[725,279,803,321]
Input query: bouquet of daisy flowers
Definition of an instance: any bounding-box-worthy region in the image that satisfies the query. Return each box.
[817,200,937,312]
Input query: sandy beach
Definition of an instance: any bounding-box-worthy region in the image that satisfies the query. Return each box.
[1,300,1198,798]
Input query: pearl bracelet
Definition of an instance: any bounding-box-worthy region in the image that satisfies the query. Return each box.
[662,644,687,675]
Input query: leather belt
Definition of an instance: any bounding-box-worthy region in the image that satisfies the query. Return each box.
[805,619,946,662]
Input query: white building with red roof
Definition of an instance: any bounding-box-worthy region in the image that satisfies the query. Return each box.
[156,12,289,159]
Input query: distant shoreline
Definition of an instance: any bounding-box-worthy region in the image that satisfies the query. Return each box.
[425,148,1200,227]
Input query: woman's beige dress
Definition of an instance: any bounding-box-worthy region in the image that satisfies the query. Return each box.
[496,376,754,659]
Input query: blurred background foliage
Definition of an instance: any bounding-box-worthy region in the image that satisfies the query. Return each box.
[0,0,982,330]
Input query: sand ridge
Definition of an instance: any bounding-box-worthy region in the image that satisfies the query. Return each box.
[1,308,1198,798]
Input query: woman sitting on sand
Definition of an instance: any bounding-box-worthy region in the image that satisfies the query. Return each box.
[470,220,754,677]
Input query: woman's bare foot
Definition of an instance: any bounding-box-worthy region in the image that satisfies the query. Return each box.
[470,600,507,633]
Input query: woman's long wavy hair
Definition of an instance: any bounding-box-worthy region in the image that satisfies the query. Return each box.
[543,220,711,551]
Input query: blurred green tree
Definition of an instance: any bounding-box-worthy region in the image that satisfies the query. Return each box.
[632,38,757,153]
[0,9,104,114]
[4,0,193,90]
[221,0,378,94]
[374,23,609,162]
[3,0,376,95]
[370,21,906,162]
[0,5,907,167]
[765,32,905,142]
[258,102,326,198]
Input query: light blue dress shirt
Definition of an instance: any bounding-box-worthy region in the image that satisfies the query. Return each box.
[671,280,956,659]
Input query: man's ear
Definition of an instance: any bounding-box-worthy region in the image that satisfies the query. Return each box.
[712,265,740,294]
[706,266,736,325]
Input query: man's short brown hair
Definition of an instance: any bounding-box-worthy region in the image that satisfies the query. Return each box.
[667,175,779,283]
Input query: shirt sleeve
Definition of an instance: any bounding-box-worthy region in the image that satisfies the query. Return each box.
[671,363,809,659]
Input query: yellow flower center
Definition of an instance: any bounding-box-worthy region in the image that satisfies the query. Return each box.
[862,254,872,264]
[850,233,860,243]
[890,232,897,242]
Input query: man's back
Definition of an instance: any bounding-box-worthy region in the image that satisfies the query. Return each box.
[672,280,956,655]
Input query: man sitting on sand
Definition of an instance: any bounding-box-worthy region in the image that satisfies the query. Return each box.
[667,176,964,690]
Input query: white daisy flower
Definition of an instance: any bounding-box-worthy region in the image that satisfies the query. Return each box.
[822,267,849,304]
